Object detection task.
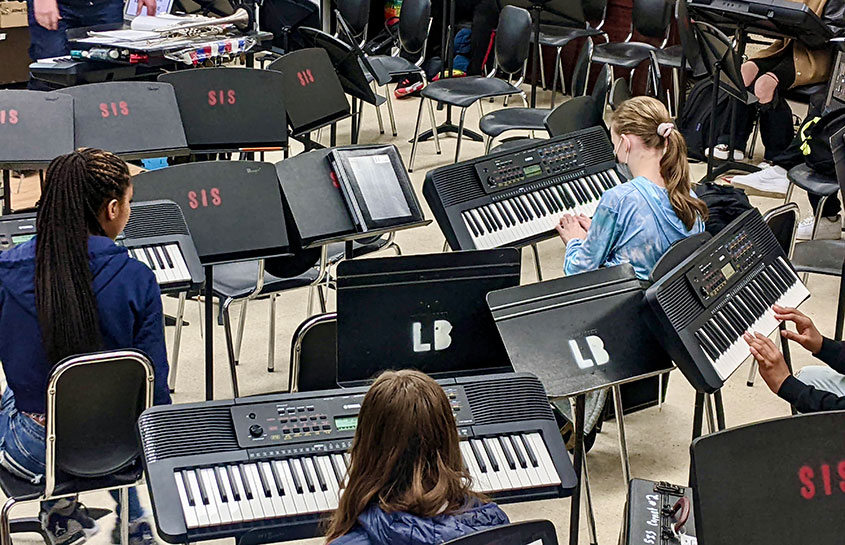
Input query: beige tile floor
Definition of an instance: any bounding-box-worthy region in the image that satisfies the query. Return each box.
[4,86,840,545]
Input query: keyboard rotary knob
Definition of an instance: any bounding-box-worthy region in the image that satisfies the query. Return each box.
[249,424,264,437]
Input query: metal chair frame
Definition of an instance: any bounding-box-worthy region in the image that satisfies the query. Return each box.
[0,350,154,545]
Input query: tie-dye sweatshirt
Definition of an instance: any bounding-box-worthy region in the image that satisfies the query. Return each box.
[564,176,705,280]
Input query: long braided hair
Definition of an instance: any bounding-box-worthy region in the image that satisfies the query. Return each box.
[36,148,131,366]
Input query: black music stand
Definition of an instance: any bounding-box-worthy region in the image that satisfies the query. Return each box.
[503,0,585,108]
[487,265,675,545]
[53,82,190,161]
[158,67,288,154]
[298,26,383,144]
[691,411,845,543]
[267,48,351,151]
[0,91,75,215]
[274,148,430,257]
[132,160,291,400]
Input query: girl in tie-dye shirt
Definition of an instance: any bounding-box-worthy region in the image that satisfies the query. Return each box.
[556,97,707,280]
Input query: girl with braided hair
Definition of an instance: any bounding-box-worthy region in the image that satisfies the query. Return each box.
[0,149,170,545]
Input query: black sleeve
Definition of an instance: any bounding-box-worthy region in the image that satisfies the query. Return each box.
[777,375,845,413]
[813,337,845,375]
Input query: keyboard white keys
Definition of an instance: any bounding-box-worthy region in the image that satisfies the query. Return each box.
[462,170,620,249]
[128,243,192,287]
[173,433,563,531]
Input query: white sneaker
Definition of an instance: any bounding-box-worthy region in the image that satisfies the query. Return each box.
[705,144,745,161]
[730,165,789,197]
[796,215,842,240]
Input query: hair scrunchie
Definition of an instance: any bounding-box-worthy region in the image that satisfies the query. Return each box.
[657,122,674,138]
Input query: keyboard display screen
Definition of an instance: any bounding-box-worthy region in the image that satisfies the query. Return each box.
[334,416,358,432]
[11,234,35,244]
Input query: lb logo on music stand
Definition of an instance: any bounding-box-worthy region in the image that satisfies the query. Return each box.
[569,335,610,370]
[412,320,453,352]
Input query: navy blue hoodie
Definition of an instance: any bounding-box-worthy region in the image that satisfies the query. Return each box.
[332,500,509,545]
[0,235,171,414]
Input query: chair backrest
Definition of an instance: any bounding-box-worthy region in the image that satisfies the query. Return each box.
[591,63,611,121]
[583,0,609,24]
[609,77,631,111]
[691,411,845,544]
[571,37,594,97]
[763,202,800,259]
[833,124,845,200]
[495,5,532,75]
[649,231,713,282]
[442,520,558,545]
[544,96,600,137]
[288,312,339,393]
[49,350,154,493]
[633,0,672,39]
[398,0,430,55]
[337,0,370,40]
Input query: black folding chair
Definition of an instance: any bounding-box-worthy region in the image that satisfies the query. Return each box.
[442,520,558,545]
[0,350,155,545]
[288,312,338,392]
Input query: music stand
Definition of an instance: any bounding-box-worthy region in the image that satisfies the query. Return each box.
[274,147,430,255]
[53,81,190,161]
[158,67,288,154]
[691,411,845,543]
[267,48,351,150]
[132,160,291,400]
[298,26,383,144]
[502,0,585,108]
[0,91,75,215]
[487,265,675,545]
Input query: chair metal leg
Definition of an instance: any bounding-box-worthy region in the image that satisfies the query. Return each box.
[582,454,599,545]
[234,299,248,363]
[704,393,716,433]
[530,243,543,281]
[384,85,397,136]
[268,293,278,372]
[318,285,327,313]
[485,136,494,154]
[197,297,204,338]
[539,43,546,89]
[811,195,830,240]
[837,265,845,342]
[477,100,484,118]
[1,497,17,545]
[371,81,385,134]
[409,97,426,172]
[168,291,187,392]
[119,487,129,545]
[454,108,467,163]
[550,47,563,107]
[657,372,664,411]
[222,303,240,398]
[442,240,450,252]
[307,285,316,317]
[427,99,441,154]
[612,385,632,486]
[747,360,759,387]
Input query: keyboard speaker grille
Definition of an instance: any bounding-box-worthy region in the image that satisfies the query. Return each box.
[430,163,485,207]
[139,406,237,462]
[464,375,554,425]
[125,201,189,239]
[655,278,701,331]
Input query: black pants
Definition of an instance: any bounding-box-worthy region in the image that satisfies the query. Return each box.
[809,192,842,218]
[423,0,499,75]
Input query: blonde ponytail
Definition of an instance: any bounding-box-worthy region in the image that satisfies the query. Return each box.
[611,97,708,231]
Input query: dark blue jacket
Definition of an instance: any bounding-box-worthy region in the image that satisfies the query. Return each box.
[332,500,509,545]
[0,236,171,413]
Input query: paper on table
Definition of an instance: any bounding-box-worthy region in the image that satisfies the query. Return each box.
[82,29,161,43]
[130,14,210,31]
[347,155,411,222]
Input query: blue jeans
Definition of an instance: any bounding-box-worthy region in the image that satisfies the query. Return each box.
[796,366,845,398]
[0,389,144,521]
[26,0,125,89]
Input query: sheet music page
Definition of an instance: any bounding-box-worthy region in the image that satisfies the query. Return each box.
[347,155,411,221]
[130,14,204,31]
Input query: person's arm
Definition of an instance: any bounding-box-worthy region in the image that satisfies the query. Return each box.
[745,331,845,413]
[558,204,620,276]
[134,278,172,406]
[32,0,61,30]
[812,337,845,374]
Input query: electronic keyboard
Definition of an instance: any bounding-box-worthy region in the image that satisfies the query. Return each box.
[423,127,624,250]
[0,201,203,294]
[645,209,810,393]
[138,373,577,544]
[119,200,204,293]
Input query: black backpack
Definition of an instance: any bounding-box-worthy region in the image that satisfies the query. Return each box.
[677,79,732,161]
[694,181,753,235]
[799,108,845,177]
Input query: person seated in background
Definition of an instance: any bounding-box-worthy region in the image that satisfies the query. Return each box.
[745,305,845,412]
[557,96,708,281]
[0,149,170,545]
[325,369,509,545]
[554,96,708,442]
